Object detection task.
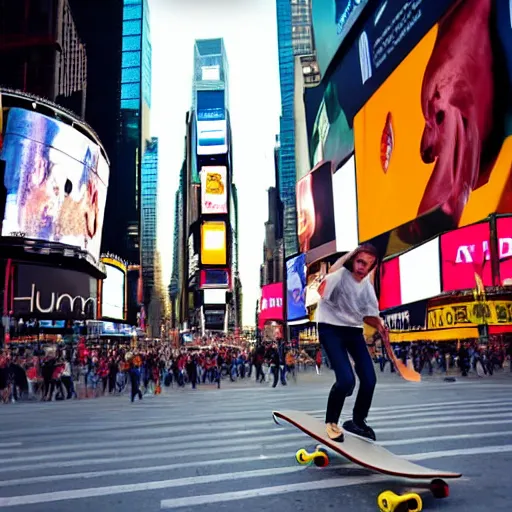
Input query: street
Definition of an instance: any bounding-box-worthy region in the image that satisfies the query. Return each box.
[0,371,511,511]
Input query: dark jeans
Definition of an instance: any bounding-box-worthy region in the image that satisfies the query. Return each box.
[319,323,376,425]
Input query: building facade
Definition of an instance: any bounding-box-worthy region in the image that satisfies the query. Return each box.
[112,0,152,266]
[0,0,87,118]
[170,37,242,339]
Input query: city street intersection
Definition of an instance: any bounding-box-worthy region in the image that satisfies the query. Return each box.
[0,371,511,511]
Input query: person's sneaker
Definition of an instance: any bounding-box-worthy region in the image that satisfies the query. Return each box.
[342,419,376,441]
[325,423,344,442]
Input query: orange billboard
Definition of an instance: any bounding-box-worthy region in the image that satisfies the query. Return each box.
[354,0,512,248]
[200,221,227,265]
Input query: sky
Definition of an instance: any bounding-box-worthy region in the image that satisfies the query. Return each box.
[149,0,282,326]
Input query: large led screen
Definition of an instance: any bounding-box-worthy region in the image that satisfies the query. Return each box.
[203,288,226,305]
[10,263,98,320]
[196,90,227,156]
[497,217,512,285]
[354,0,512,247]
[399,238,441,304]
[201,166,228,214]
[1,108,109,262]
[296,161,336,263]
[286,254,307,321]
[332,155,358,252]
[440,222,492,292]
[379,257,401,310]
[200,268,230,289]
[312,0,370,78]
[259,282,284,328]
[306,0,458,180]
[201,221,227,265]
[379,238,441,310]
[101,263,125,320]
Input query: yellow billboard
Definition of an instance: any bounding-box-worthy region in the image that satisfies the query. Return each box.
[354,0,512,246]
[201,221,227,265]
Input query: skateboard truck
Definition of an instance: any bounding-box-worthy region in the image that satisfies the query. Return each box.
[377,491,422,512]
[295,447,330,467]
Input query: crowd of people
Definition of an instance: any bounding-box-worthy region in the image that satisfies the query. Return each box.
[1,337,510,404]
[0,339,320,403]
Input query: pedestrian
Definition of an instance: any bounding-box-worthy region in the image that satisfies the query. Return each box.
[316,243,388,442]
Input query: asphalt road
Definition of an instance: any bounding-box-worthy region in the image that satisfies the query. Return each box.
[0,369,511,511]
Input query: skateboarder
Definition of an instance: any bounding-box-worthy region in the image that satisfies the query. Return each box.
[317,243,388,442]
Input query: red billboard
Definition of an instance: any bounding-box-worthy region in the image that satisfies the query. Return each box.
[440,222,492,292]
[497,217,512,285]
[379,258,401,310]
[258,282,284,329]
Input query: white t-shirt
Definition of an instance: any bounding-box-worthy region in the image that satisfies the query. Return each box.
[316,267,380,328]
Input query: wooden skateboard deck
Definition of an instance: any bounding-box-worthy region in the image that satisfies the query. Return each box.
[381,336,421,383]
[273,410,461,480]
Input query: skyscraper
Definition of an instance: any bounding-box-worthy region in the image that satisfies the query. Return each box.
[105,0,152,265]
[276,0,319,258]
[141,137,158,308]
[0,0,87,118]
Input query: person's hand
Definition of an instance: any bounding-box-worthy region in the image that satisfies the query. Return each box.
[378,324,389,344]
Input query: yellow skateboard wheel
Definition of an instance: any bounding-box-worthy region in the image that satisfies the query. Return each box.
[377,491,422,512]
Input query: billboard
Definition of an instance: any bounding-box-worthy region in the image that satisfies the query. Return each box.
[286,254,307,321]
[332,155,358,252]
[200,268,230,289]
[307,0,459,177]
[201,221,227,265]
[312,0,370,78]
[296,161,336,263]
[259,282,284,328]
[440,222,493,292]
[203,288,226,305]
[497,217,512,285]
[378,238,441,310]
[196,90,227,155]
[1,108,109,262]
[101,262,126,321]
[354,0,512,247]
[201,166,228,214]
[10,263,98,319]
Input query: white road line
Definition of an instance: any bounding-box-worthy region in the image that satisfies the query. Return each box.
[0,466,307,507]
[407,444,512,461]
[160,475,388,509]
[0,454,296,488]
[0,432,308,463]
[276,430,512,451]
[308,397,512,415]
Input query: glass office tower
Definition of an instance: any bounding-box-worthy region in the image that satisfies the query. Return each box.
[117,0,152,264]
[141,137,158,307]
[276,0,318,258]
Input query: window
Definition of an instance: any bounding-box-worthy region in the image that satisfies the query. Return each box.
[122,51,141,67]
[123,20,141,36]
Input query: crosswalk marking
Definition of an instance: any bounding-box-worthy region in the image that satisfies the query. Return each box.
[1,383,511,511]
[0,466,307,508]
[159,476,389,509]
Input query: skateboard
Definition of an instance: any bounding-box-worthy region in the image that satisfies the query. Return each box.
[272,410,460,498]
[380,335,421,383]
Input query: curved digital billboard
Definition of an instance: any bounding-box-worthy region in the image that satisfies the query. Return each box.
[354,0,512,248]
[0,105,109,262]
